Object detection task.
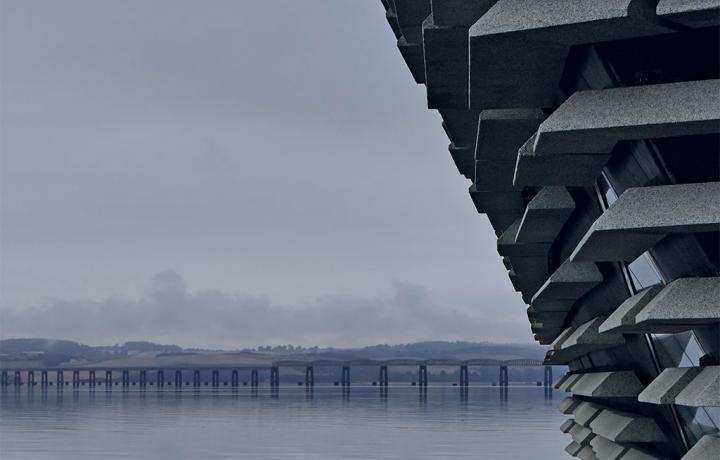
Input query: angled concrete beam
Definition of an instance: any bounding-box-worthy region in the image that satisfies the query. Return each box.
[559,397,583,415]
[634,278,720,332]
[497,219,551,257]
[534,79,720,155]
[475,160,520,191]
[469,186,525,215]
[397,37,426,83]
[590,436,627,460]
[548,317,625,364]
[430,0,499,27]
[565,441,583,457]
[675,366,720,407]
[657,0,720,28]
[638,367,703,405]
[440,109,480,148]
[569,423,595,445]
[573,402,605,427]
[422,15,468,108]
[514,134,610,187]
[599,285,663,333]
[386,9,403,39]
[531,260,603,308]
[468,0,671,109]
[682,434,720,460]
[560,419,576,432]
[475,110,544,161]
[515,186,575,243]
[570,371,645,398]
[448,144,475,179]
[394,0,431,44]
[571,182,720,262]
[589,409,665,443]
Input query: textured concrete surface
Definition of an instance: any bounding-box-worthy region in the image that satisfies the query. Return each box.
[431,0,498,27]
[549,316,625,364]
[573,402,605,427]
[559,397,583,415]
[571,371,644,398]
[571,182,720,262]
[634,277,720,331]
[397,37,426,83]
[598,285,663,333]
[565,440,583,456]
[531,260,603,307]
[681,434,720,460]
[515,186,575,243]
[590,436,627,460]
[423,17,469,108]
[560,418,576,432]
[440,109,480,148]
[534,80,720,155]
[589,409,664,443]
[638,367,703,405]
[675,366,720,407]
[657,0,720,28]
[570,422,595,445]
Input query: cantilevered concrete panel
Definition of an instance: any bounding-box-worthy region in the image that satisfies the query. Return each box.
[533,79,720,155]
[633,277,720,331]
[531,260,603,308]
[514,135,611,187]
[681,434,720,459]
[571,182,720,262]
[674,366,720,407]
[397,37,426,83]
[430,0,499,26]
[565,441,583,457]
[657,0,720,28]
[561,419,576,433]
[589,409,664,443]
[590,436,627,460]
[570,371,644,398]
[559,397,583,414]
[599,285,663,333]
[475,110,544,161]
[547,317,625,364]
[569,423,595,445]
[440,109,480,148]
[393,0,431,45]
[638,367,703,405]
[468,0,670,109]
[573,402,604,427]
[515,186,575,243]
[422,16,469,108]
[448,144,474,179]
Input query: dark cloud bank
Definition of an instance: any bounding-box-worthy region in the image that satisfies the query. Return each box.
[0,271,528,349]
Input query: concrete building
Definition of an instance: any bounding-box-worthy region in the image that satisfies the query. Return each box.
[379,1,719,458]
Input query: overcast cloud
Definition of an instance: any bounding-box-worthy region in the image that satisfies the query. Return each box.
[0,0,531,347]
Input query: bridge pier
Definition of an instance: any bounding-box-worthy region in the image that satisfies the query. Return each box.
[105,370,113,388]
[499,365,508,387]
[57,370,65,388]
[139,370,147,388]
[157,370,164,388]
[418,365,428,387]
[175,370,183,387]
[379,365,388,387]
[89,370,96,387]
[544,366,553,387]
[305,366,314,387]
[1,371,8,387]
[270,367,279,387]
[14,370,22,386]
[212,370,220,388]
[122,370,130,388]
[72,370,80,388]
[41,370,49,388]
[27,370,36,388]
[231,370,239,388]
[193,370,201,387]
[341,366,350,387]
[251,369,259,387]
[459,365,469,387]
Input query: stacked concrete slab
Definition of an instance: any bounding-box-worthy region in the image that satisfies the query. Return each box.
[379,0,720,458]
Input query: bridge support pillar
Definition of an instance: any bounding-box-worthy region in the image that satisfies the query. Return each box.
[72,370,80,388]
[419,365,428,387]
[499,365,508,387]
[193,370,201,387]
[41,370,49,388]
[460,365,469,387]
[105,370,113,388]
[212,370,220,388]
[341,366,350,387]
[270,367,279,387]
[14,371,22,386]
[305,366,314,387]
[139,370,147,388]
[157,370,164,388]
[27,370,36,389]
[251,369,259,387]
[175,370,182,387]
[1,371,8,387]
[231,370,239,388]
[122,370,130,388]
[379,365,388,387]
[57,370,65,388]
[88,370,96,387]
[544,366,553,387]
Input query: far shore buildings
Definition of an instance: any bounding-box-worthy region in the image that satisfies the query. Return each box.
[379,1,719,459]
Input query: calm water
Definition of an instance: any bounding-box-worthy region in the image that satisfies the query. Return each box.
[1,386,569,459]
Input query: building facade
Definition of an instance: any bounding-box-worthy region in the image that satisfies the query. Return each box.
[379,1,719,458]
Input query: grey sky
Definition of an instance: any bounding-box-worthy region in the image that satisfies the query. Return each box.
[0,0,530,348]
